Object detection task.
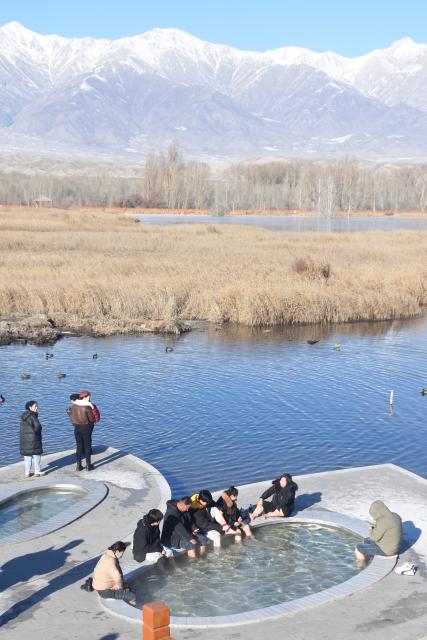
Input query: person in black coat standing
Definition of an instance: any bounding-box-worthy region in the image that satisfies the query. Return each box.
[20,400,45,478]
[249,474,298,520]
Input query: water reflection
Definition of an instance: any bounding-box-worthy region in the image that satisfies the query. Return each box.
[198,316,427,345]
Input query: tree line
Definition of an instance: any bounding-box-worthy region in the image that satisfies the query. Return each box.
[1,144,427,213]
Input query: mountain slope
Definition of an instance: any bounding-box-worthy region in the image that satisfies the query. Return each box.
[1,22,427,161]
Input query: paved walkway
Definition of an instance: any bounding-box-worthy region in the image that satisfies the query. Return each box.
[0,453,426,640]
[0,446,170,640]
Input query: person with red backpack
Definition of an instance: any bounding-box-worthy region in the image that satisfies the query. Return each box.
[68,390,100,471]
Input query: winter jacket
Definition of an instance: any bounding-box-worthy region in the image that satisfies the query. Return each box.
[20,410,43,456]
[133,516,162,562]
[160,500,195,547]
[69,403,94,426]
[66,401,99,423]
[215,494,241,526]
[369,500,402,555]
[190,495,222,535]
[261,478,299,516]
[92,550,123,591]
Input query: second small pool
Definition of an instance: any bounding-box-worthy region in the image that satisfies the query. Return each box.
[0,487,86,537]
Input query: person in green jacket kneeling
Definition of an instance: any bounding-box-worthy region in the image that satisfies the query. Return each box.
[355,500,402,564]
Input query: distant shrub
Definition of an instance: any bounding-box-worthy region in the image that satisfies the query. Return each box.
[292,256,331,281]
[216,205,230,217]
[292,257,308,274]
[123,194,145,208]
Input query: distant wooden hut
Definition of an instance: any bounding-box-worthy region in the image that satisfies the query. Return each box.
[33,195,53,208]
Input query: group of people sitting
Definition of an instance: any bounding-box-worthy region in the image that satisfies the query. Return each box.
[90,476,403,608]
[91,474,299,605]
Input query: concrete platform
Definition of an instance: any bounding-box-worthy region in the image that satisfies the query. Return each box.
[0,451,426,640]
[0,445,170,639]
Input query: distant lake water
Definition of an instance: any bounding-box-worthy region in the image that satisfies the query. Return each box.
[135,213,427,232]
[1,318,426,494]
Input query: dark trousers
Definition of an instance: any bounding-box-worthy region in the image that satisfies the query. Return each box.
[74,424,93,466]
[97,588,136,603]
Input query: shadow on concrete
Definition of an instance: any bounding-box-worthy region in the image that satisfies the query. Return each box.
[0,540,83,592]
[401,520,422,553]
[45,445,126,473]
[0,551,98,627]
[99,635,120,640]
[294,491,322,513]
[91,449,128,470]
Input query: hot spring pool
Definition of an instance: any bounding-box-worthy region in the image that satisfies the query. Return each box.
[0,487,86,537]
[130,523,363,617]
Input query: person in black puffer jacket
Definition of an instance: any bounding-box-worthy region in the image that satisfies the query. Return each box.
[132,509,167,563]
[160,497,208,558]
[20,400,45,478]
[250,474,298,520]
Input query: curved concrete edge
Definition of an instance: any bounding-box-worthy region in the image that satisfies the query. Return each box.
[120,451,171,514]
[100,510,397,627]
[116,451,172,546]
[0,478,108,544]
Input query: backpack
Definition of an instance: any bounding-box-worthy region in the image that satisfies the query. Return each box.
[91,403,101,423]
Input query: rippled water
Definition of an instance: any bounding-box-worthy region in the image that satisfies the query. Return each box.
[0,317,426,494]
[0,488,84,537]
[136,213,427,232]
[130,523,362,616]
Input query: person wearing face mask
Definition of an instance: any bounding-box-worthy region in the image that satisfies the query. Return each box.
[92,541,136,605]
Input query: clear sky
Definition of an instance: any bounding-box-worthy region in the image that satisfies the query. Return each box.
[0,0,426,56]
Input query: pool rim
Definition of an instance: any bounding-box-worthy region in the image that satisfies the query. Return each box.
[0,478,108,544]
[100,509,397,627]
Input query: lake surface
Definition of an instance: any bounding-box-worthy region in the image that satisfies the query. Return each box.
[1,318,426,494]
[136,213,427,232]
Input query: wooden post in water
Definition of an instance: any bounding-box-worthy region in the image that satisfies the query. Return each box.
[143,601,172,640]
[389,390,394,416]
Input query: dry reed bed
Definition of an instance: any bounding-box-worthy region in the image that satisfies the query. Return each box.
[1,208,426,331]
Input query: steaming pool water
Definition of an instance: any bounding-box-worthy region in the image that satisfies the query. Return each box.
[130,522,363,617]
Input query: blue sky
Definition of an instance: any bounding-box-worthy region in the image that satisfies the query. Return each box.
[0,0,426,56]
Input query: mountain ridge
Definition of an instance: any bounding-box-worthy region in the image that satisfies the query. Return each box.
[1,22,427,162]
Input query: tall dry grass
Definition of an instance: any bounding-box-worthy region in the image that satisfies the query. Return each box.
[1,208,426,330]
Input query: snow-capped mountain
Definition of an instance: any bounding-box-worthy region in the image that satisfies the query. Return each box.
[2,21,427,162]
